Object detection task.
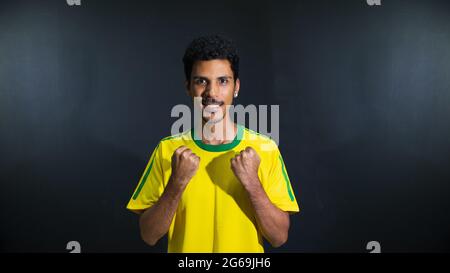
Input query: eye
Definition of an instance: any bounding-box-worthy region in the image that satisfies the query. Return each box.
[194,78,207,86]
[219,78,229,85]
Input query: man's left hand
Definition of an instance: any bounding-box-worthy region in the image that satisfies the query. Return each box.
[231,147,261,190]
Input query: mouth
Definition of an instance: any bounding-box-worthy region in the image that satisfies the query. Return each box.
[202,99,224,114]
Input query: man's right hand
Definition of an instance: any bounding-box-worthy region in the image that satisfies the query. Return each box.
[169,146,200,188]
[139,146,199,246]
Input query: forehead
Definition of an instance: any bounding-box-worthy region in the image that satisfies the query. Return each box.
[191,59,233,78]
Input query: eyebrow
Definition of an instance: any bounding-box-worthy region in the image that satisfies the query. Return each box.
[192,76,233,81]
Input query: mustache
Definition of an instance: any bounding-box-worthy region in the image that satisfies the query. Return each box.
[202,97,224,105]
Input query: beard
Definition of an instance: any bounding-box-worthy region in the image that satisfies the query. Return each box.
[202,108,225,124]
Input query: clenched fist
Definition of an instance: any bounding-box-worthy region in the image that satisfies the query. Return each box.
[231,147,261,190]
[170,146,200,189]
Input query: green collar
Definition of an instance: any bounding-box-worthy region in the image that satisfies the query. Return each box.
[191,124,243,152]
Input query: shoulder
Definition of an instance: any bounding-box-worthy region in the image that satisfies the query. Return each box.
[241,126,279,153]
[160,130,191,142]
[155,130,192,153]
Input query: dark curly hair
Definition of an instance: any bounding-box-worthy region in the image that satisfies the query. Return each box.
[182,35,239,84]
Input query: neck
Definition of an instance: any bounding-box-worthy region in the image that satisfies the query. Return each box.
[200,117,237,145]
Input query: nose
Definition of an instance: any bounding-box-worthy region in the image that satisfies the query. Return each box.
[205,81,219,98]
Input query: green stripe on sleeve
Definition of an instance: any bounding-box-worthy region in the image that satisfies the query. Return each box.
[279,155,295,201]
[132,144,159,200]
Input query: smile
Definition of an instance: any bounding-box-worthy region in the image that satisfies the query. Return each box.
[203,104,223,114]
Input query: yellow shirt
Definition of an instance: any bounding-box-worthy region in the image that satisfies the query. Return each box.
[126,125,300,253]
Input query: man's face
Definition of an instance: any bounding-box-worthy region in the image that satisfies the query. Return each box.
[187,59,240,124]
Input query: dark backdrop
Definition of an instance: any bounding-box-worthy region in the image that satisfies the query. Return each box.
[1,0,450,252]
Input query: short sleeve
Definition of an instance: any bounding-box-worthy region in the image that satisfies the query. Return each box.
[126,142,165,213]
[265,147,300,213]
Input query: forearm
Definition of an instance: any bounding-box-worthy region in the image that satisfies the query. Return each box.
[244,180,290,248]
[139,177,185,246]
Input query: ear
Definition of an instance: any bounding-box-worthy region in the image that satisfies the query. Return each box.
[185,80,191,97]
[234,78,240,97]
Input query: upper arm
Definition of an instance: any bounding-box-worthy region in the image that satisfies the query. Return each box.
[265,146,300,213]
[126,142,165,213]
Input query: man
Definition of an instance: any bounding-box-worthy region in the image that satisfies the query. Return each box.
[126,35,299,253]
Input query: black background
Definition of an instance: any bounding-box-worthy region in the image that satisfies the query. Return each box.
[1,0,450,252]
